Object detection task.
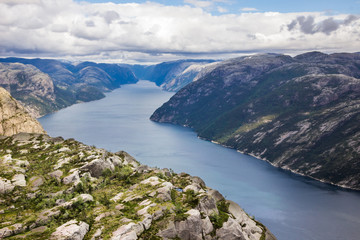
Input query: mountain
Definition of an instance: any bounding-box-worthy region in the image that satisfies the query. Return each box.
[151,52,360,190]
[0,87,45,136]
[126,60,217,91]
[0,136,275,239]
[0,58,138,117]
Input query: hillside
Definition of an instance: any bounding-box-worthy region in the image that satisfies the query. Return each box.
[127,60,216,91]
[0,87,45,136]
[0,58,138,117]
[151,52,360,190]
[0,133,275,240]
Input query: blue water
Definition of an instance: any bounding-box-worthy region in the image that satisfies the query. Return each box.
[39,81,360,240]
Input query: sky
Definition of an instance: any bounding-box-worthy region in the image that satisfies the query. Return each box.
[0,0,359,64]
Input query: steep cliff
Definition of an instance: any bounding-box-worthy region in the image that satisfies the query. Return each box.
[0,133,275,240]
[0,87,45,136]
[151,52,360,190]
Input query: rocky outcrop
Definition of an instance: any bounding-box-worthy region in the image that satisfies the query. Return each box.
[151,52,360,190]
[0,87,46,136]
[50,220,89,240]
[0,62,57,117]
[0,133,275,240]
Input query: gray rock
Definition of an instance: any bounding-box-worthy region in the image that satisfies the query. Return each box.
[190,176,206,188]
[29,176,44,189]
[63,170,80,185]
[80,158,114,178]
[0,177,14,194]
[141,214,153,230]
[156,182,173,201]
[184,183,202,194]
[216,218,246,240]
[12,174,26,187]
[48,170,63,182]
[116,151,139,168]
[111,222,142,240]
[202,216,214,235]
[158,209,203,240]
[0,223,24,238]
[208,188,225,202]
[197,194,218,216]
[50,220,89,240]
[136,165,151,173]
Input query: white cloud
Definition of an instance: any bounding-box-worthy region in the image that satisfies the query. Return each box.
[241,7,258,12]
[0,0,359,63]
[217,6,227,13]
[184,0,212,8]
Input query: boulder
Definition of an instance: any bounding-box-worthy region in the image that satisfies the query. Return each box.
[190,176,206,188]
[63,170,80,185]
[0,177,14,194]
[140,176,161,186]
[12,174,26,187]
[80,158,115,178]
[184,183,203,194]
[0,223,24,238]
[29,176,44,189]
[197,194,218,216]
[158,209,203,240]
[216,218,246,240]
[156,182,173,201]
[227,200,262,238]
[111,222,143,240]
[50,220,89,240]
[48,170,63,182]
[208,189,225,202]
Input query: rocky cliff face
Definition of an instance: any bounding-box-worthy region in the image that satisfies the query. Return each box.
[0,133,275,240]
[0,62,58,117]
[0,58,139,117]
[0,87,45,136]
[151,52,360,190]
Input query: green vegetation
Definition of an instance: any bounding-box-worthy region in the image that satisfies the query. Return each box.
[151,52,360,190]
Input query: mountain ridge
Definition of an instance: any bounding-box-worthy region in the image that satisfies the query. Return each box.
[151,52,360,190]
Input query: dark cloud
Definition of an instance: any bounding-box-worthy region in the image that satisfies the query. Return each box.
[297,16,316,34]
[344,15,360,25]
[319,18,339,35]
[288,14,360,35]
[287,20,297,31]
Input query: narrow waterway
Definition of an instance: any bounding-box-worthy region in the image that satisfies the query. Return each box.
[39,80,360,240]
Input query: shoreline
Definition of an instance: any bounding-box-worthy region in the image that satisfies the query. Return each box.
[206,138,360,192]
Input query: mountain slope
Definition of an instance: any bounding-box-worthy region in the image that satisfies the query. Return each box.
[0,58,138,117]
[127,60,216,91]
[151,52,360,190]
[0,87,45,136]
[0,133,275,240]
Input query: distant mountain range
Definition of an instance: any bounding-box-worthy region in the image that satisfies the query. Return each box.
[2,52,360,190]
[0,58,138,117]
[151,52,360,190]
[125,59,217,91]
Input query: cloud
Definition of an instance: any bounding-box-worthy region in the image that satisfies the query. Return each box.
[241,7,258,12]
[217,6,227,13]
[0,0,359,63]
[287,14,360,35]
[184,0,212,8]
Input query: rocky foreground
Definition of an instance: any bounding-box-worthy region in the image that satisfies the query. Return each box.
[0,133,275,240]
